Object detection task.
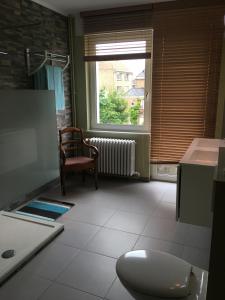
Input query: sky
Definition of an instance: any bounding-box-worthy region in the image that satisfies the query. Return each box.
[123,59,145,77]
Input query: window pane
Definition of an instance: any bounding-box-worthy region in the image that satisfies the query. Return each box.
[96,59,145,126]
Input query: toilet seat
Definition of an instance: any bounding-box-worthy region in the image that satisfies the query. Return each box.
[116,250,193,299]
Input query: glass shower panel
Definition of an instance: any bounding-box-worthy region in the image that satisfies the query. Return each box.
[0,90,59,210]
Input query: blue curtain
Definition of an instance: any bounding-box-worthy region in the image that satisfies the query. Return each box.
[34,65,65,111]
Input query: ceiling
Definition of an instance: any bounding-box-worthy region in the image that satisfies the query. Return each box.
[32,0,175,15]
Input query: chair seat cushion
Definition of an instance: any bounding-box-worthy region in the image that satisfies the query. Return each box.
[65,156,94,169]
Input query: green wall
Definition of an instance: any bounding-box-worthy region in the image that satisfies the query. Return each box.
[74,36,88,129]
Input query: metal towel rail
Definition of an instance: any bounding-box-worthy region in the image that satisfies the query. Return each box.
[25,48,70,76]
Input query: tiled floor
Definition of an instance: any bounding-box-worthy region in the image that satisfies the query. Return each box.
[0,177,212,300]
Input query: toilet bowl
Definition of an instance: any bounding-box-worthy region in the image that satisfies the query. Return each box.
[116,250,208,300]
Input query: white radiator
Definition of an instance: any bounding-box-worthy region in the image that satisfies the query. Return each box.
[89,137,136,176]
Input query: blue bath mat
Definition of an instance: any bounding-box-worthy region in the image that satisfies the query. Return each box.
[16,199,73,221]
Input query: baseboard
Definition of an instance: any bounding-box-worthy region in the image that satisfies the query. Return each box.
[26,177,60,201]
[98,173,150,182]
[8,178,60,211]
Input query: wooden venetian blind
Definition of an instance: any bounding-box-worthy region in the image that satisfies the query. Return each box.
[151,6,224,163]
[81,4,152,34]
[81,5,153,62]
[84,29,153,62]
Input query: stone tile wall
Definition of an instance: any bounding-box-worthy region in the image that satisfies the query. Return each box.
[0,0,72,128]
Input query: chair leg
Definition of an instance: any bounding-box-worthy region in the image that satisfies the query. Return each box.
[60,169,66,195]
[94,167,98,190]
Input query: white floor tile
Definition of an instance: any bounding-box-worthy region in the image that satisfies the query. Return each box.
[142,217,177,240]
[153,202,176,220]
[142,218,188,244]
[0,270,51,300]
[118,181,167,203]
[0,179,213,300]
[133,236,184,257]
[55,220,100,249]
[69,191,114,209]
[85,228,138,258]
[105,211,149,234]
[56,251,117,297]
[39,283,102,300]
[119,197,159,215]
[161,184,177,204]
[23,242,79,280]
[65,205,115,226]
[106,278,157,300]
[90,191,126,210]
[139,181,171,193]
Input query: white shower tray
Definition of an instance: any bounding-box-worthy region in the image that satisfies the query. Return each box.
[0,210,64,284]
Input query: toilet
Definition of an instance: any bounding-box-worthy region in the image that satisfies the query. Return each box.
[116,250,208,300]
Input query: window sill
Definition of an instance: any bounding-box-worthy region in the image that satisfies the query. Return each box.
[90,124,149,134]
[86,129,150,136]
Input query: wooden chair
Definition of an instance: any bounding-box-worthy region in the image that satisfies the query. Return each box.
[59,127,99,195]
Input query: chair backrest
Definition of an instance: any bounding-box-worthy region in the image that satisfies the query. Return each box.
[59,127,86,158]
[59,127,84,144]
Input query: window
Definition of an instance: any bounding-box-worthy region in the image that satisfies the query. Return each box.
[116,72,122,81]
[84,29,153,131]
[96,59,147,126]
[124,73,129,81]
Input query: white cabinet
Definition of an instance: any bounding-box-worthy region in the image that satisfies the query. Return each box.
[176,138,225,227]
[177,163,214,227]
